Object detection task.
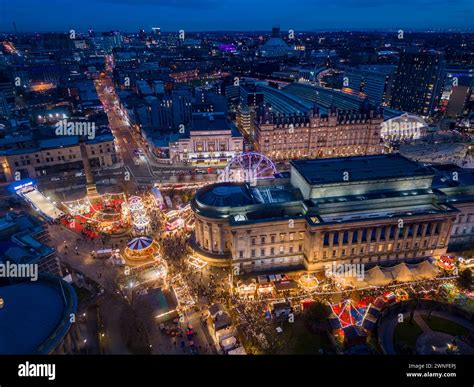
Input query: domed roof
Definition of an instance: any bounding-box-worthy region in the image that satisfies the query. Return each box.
[0,276,77,354]
[197,184,254,208]
[262,37,290,48]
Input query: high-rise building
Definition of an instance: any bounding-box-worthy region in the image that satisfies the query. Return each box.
[0,73,14,118]
[90,32,123,53]
[439,65,474,118]
[344,65,396,106]
[389,50,445,116]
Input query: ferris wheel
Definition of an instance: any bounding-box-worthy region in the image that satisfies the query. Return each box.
[222,152,278,183]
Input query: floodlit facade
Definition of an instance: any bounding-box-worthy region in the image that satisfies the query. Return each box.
[169,112,244,163]
[0,134,120,181]
[254,105,384,160]
[190,154,471,274]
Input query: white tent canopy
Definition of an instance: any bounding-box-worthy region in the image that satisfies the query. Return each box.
[385,263,415,282]
[410,260,439,279]
[332,260,439,289]
[23,189,64,220]
[365,266,392,286]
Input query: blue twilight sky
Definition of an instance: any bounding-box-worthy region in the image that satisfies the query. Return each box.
[0,0,472,32]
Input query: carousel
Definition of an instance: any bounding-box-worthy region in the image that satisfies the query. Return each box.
[298,272,319,291]
[123,236,160,263]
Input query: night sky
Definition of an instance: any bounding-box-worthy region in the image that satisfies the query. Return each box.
[1,0,472,32]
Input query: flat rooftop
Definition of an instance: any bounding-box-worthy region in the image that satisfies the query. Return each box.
[251,185,302,204]
[291,154,433,185]
[191,112,229,132]
[319,203,452,224]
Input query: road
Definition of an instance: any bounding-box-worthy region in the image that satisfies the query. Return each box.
[95,76,221,187]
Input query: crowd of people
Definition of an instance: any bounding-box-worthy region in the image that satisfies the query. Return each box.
[159,229,189,263]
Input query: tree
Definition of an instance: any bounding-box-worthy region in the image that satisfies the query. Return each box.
[457,269,473,290]
[303,302,331,333]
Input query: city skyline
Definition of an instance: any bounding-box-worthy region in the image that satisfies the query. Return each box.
[0,2,473,375]
[1,0,473,32]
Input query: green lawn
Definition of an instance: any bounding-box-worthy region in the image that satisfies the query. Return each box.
[421,315,469,337]
[393,320,423,353]
[274,320,333,355]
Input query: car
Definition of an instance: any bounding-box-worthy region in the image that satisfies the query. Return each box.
[50,177,61,182]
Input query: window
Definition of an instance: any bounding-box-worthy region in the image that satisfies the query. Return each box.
[260,249,265,257]
[342,231,348,244]
[398,227,404,238]
[370,229,377,242]
[251,249,256,258]
[323,233,330,246]
[352,231,358,243]
[239,251,244,258]
[389,226,395,239]
[417,225,423,237]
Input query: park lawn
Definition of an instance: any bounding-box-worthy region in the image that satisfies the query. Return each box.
[421,315,469,337]
[393,320,423,352]
[277,320,333,354]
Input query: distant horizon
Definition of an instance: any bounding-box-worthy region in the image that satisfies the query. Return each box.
[1,28,474,34]
[1,0,473,33]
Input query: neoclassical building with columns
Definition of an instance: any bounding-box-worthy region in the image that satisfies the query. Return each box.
[190,154,470,274]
